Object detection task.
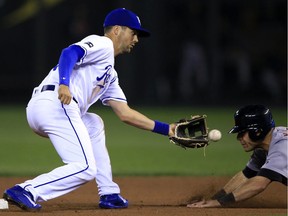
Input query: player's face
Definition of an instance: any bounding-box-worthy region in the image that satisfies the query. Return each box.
[237,131,259,152]
[118,27,139,54]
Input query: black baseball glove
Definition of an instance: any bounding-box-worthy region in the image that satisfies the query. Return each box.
[170,115,209,149]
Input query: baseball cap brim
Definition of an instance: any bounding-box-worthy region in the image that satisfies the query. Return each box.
[228,126,241,134]
[131,27,150,37]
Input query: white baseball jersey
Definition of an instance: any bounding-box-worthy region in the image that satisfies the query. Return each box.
[39,35,127,115]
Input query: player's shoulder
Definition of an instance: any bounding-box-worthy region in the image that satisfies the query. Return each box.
[81,35,112,47]
[269,127,288,152]
[73,35,112,52]
[76,35,114,58]
[273,127,288,140]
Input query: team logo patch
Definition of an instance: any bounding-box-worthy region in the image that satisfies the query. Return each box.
[90,65,113,102]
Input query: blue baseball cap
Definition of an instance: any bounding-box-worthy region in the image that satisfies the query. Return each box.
[103,8,150,37]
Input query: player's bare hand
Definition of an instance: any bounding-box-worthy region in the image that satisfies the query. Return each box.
[187,199,221,208]
[169,123,176,137]
[58,84,72,104]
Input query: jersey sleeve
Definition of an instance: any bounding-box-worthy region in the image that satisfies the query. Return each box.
[242,166,258,178]
[73,35,114,65]
[258,168,287,185]
[245,148,267,173]
[260,138,288,179]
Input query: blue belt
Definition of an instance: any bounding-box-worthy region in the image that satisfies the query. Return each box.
[41,85,55,92]
[41,85,78,104]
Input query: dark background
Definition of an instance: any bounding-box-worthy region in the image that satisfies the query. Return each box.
[1,0,286,107]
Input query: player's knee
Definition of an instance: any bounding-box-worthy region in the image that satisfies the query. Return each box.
[84,163,97,180]
[83,113,104,138]
[82,113,104,132]
[91,114,104,130]
[73,161,97,181]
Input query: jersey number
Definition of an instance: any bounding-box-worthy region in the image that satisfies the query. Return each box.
[85,42,94,48]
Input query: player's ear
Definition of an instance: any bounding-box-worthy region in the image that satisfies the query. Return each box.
[113,26,120,36]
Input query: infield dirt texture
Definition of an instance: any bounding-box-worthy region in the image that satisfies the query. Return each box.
[0,176,286,216]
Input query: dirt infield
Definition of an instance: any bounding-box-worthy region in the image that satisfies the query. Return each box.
[0,176,286,216]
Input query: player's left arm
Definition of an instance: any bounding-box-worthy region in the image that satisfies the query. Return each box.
[231,175,271,202]
[108,100,175,136]
[188,174,272,208]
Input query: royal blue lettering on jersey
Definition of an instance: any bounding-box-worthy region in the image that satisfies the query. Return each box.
[95,65,112,88]
[110,76,117,84]
[96,65,112,82]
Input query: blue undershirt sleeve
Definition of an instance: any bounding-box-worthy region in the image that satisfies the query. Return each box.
[58,45,85,86]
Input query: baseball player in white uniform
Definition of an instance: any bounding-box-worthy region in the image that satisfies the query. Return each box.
[3,8,175,211]
[187,104,287,208]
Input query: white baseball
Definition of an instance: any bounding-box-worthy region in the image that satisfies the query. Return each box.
[0,199,9,209]
[208,129,222,142]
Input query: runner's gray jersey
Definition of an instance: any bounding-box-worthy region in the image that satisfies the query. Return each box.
[246,127,288,180]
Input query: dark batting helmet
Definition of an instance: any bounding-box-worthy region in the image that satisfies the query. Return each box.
[229,104,275,141]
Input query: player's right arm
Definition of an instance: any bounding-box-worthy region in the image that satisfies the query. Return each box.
[57,45,85,104]
[107,100,175,137]
[188,173,271,208]
[187,171,248,207]
[188,149,272,208]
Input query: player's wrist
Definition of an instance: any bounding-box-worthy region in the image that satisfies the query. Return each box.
[216,192,236,206]
[152,121,169,136]
[59,78,69,86]
[211,189,227,200]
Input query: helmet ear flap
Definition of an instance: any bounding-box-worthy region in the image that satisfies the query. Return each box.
[248,128,264,141]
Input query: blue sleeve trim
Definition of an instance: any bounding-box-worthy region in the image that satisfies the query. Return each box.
[101,97,127,104]
[58,45,85,86]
